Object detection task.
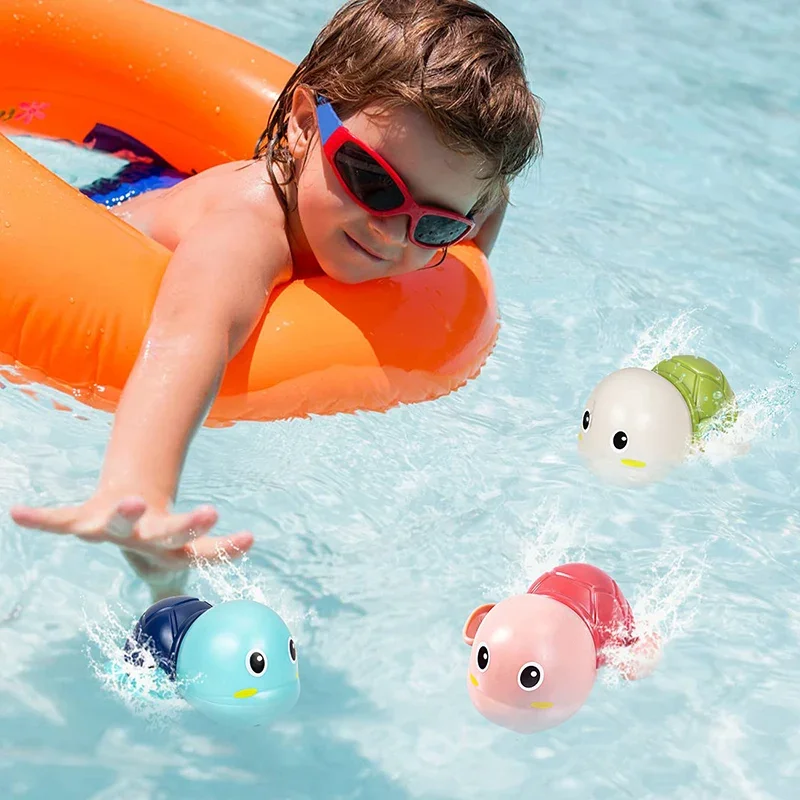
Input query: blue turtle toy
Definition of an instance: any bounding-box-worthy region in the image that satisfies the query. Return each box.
[123,595,300,727]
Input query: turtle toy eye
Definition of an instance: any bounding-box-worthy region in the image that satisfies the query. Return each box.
[288,637,297,663]
[611,430,628,451]
[476,643,490,672]
[582,410,591,431]
[517,661,544,691]
[246,649,268,676]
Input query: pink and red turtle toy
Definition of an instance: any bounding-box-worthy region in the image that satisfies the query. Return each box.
[463,563,661,733]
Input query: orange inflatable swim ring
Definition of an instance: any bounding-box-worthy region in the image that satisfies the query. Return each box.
[0,0,497,424]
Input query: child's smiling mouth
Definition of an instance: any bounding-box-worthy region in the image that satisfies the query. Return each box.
[343,230,391,263]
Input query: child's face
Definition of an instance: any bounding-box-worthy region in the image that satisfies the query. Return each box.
[286,90,488,284]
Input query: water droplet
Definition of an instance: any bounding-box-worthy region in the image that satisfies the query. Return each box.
[214,106,221,114]
[69,297,75,304]
[3,221,10,228]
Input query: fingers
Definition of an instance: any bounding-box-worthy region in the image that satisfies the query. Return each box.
[12,495,254,575]
[10,504,81,534]
[138,504,219,549]
[185,531,254,562]
[104,497,148,540]
[134,530,253,572]
[11,496,147,539]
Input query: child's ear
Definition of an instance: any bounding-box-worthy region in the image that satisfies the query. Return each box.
[285,86,317,160]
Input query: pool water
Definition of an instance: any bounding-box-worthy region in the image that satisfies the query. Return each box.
[2,0,799,798]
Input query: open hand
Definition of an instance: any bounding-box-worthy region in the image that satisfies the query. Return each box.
[10,495,254,586]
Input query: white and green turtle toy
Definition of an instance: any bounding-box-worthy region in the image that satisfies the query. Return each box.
[577,355,737,485]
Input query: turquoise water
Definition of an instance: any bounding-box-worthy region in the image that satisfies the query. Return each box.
[2,0,799,797]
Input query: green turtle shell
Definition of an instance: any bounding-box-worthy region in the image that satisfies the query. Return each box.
[652,355,737,437]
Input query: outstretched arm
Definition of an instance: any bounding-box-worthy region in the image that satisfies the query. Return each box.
[12,209,289,597]
[97,210,281,505]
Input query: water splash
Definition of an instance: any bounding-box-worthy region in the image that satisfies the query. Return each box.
[693,353,797,464]
[480,508,704,688]
[621,310,705,369]
[190,550,309,638]
[490,501,589,599]
[600,549,706,685]
[82,603,188,728]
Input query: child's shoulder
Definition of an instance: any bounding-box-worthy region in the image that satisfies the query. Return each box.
[116,160,286,257]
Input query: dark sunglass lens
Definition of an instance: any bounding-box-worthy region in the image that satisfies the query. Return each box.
[414,214,470,247]
[333,142,405,212]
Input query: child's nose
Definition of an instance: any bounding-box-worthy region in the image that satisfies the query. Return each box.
[367,213,408,245]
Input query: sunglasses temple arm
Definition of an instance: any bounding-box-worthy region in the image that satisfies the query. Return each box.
[467,197,508,257]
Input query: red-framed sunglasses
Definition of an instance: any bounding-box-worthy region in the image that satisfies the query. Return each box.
[315,96,475,249]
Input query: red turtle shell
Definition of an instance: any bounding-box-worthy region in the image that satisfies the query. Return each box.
[527,563,636,667]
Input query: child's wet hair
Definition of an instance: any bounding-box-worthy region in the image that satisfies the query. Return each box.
[256,0,542,214]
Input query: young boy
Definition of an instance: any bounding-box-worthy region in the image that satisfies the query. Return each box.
[11,0,542,599]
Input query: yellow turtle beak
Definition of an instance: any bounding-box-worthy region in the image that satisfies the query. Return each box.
[578,432,583,441]
[233,687,258,699]
[469,673,479,687]
[620,458,646,468]
[529,701,554,709]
